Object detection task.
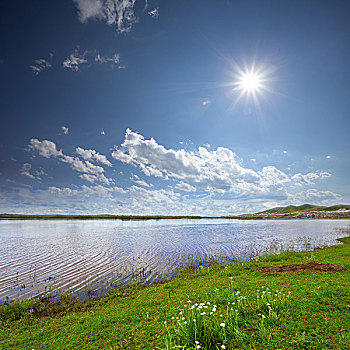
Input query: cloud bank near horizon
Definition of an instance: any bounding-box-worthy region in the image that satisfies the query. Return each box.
[0,128,339,215]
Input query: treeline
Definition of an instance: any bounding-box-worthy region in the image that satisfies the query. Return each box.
[0,214,207,221]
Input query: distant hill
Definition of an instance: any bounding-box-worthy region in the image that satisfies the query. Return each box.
[257,204,324,214]
[253,204,350,216]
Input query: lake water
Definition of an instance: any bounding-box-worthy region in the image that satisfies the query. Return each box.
[0,219,349,302]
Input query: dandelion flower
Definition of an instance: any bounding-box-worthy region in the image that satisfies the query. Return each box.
[220,323,225,327]
[221,345,226,349]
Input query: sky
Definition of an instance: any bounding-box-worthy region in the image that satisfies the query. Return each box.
[0,0,349,215]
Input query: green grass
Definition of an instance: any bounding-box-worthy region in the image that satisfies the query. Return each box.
[1,238,349,349]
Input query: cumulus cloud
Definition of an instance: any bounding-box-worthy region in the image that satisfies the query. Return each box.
[20,163,42,180]
[79,173,112,185]
[73,0,137,33]
[60,155,105,175]
[76,147,112,166]
[62,48,88,71]
[292,189,341,202]
[175,181,196,192]
[291,172,331,186]
[111,129,335,198]
[130,174,153,187]
[49,184,125,198]
[61,126,69,135]
[28,139,63,158]
[111,129,287,195]
[30,59,52,75]
[28,139,113,185]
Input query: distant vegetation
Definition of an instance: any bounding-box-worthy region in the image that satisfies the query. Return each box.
[1,204,350,220]
[0,214,205,221]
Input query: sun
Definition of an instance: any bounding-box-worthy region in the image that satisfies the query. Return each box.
[238,71,263,94]
[228,61,275,110]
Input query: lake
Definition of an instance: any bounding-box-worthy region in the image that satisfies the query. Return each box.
[0,219,349,303]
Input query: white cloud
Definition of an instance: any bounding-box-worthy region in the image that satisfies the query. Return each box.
[130,174,153,187]
[61,126,69,135]
[291,189,341,202]
[258,166,290,187]
[148,7,159,19]
[111,129,335,199]
[76,147,112,166]
[61,155,105,175]
[62,48,87,71]
[111,129,288,195]
[175,181,196,192]
[63,48,122,71]
[49,184,124,198]
[20,163,41,180]
[30,59,52,75]
[95,53,120,65]
[291,172,331,186]
[73,0,137,33]
[28,139,63,158]
[140,164,163,177]
[28,139,113,185]
[79,173,112,185]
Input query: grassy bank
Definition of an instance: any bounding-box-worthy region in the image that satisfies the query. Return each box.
[0,239,349,349]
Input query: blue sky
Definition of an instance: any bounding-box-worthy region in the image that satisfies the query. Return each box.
[0,0,349,215]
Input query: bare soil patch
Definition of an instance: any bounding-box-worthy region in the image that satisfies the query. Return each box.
[251,262,345,274]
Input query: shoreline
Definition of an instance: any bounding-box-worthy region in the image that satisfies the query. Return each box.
[1,215,350,220]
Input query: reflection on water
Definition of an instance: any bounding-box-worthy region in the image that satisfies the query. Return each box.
[0,219,349,302]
